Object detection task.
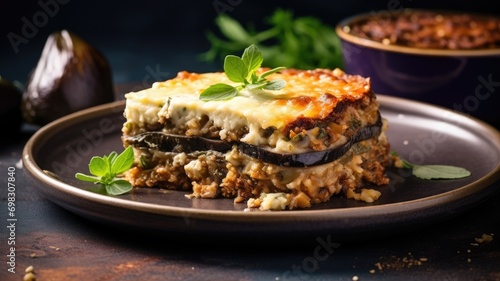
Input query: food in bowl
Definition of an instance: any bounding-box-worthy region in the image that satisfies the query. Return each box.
[120,67,390,210]
[336,9,500,128]
[346,10,500,50]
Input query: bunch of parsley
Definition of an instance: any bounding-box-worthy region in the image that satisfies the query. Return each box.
[201,9,343,70]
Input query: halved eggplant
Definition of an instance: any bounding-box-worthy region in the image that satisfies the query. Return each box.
[124,115,382,167]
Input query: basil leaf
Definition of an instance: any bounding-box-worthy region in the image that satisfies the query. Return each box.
[245,81,267,90]
[260,66,286,78]
[76,147,136,196]
[249,72,261,84]
[75,173,101,183]
[107,151,118,162]
[199,44,286,101]
[200,83,238,101]
[264,79,286,91]
[242,44,263,76]
[89,156,109,177]
[106,179,133,195]
[224,55,248,83]
[411,164,471,180]
[111,146,134,175]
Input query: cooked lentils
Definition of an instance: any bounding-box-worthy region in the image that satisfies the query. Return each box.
[347,11,500,49]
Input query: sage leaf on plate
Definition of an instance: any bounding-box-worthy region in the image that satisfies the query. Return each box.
[410,164,471,180]
[393,151,471,180]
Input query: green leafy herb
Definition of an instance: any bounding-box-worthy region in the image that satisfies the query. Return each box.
[199,44,286,101]
[201,9,343,70]
[75,146,134,195]
[392,152,471,180]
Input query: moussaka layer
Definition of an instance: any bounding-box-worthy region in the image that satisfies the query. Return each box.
[121,68,390,210]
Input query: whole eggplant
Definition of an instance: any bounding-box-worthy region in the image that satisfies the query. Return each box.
[21,30,115,126]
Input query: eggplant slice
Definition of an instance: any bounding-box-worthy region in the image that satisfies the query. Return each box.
[124,115,382,167]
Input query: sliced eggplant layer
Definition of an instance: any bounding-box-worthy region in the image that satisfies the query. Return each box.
[124,114,382,167]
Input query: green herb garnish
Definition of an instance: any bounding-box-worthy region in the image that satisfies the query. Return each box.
[199,44,286,101]
[392,152,471,180]
[75,146,134,195]
[201,9,343,70]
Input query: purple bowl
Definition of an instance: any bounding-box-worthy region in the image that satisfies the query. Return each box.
[336,10,500,128]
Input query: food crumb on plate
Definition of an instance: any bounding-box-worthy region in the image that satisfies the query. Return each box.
[23,266,36,281]
[475,233,494,244]
[372,253,428,272]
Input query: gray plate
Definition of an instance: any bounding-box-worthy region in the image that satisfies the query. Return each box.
[23,95,500,238]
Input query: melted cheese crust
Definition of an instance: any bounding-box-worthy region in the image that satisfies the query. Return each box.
[123,68,375,153]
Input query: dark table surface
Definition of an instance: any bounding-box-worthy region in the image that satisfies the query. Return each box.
[1,112,500,281]
[2,1,500,278]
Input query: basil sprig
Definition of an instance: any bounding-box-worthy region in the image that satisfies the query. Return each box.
[393,152,471,180]
[200,44,286,101]
[75,146,134,195]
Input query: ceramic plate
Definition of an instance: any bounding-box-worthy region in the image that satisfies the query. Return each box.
[22,95,500,238]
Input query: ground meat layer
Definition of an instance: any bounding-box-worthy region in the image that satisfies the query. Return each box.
[124,122,390,210]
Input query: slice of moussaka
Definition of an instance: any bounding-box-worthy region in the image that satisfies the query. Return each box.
[121,68,390,210]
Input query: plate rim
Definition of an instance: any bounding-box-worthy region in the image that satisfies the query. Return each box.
[22,95,500,224]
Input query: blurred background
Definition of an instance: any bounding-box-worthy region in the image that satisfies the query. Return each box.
[1,0,498,88]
